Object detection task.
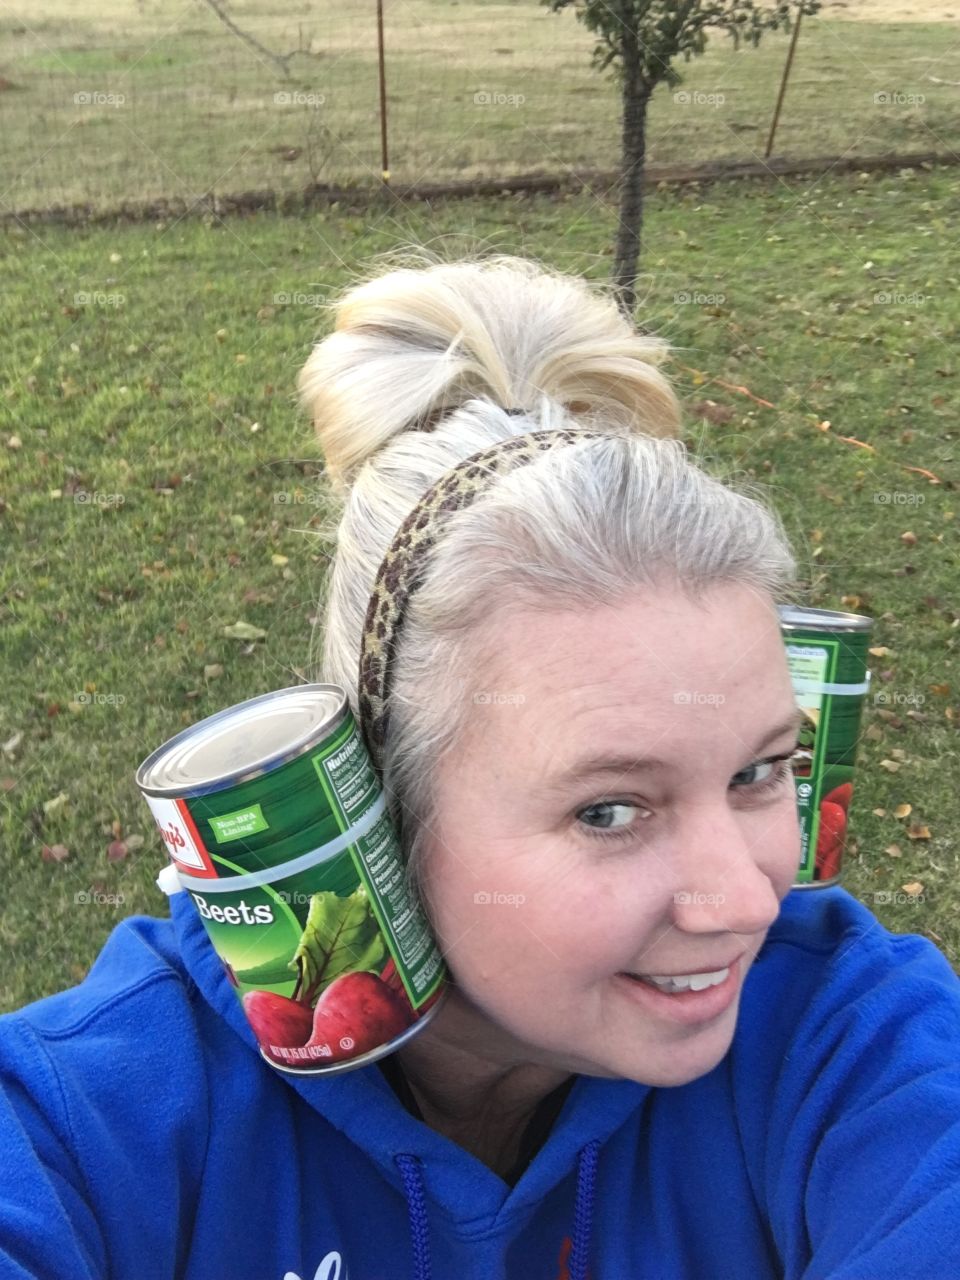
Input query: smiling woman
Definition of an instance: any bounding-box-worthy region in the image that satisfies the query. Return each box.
[1,252,959,1280]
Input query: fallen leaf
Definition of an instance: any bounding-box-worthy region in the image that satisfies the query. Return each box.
[929,683,950,697]
[901,880,924,894]
[123,834,145,852]
[691,400,734,425]
[879,759,901,772]
[6,435,22,450]
[872,807,887,817]
[869,646,893,657]
[907,824,932,840]
[885,844,903,857]
[902,465,940,483]
[204,663,224,679]
[42,791,69,815]
[41,843,70,862]
[893,803,912,819]
[222,620,266,642]
[270,553,289,567]
[900,531,917,546]
[2,730,23,755]
[890,748,908,761]
[837,435,876,453]
[106,840,128,863]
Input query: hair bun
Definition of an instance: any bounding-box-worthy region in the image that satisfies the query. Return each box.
[297,255,681,493]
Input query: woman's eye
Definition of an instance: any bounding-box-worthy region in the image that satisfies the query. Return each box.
[576,800,652,845]
[731,760,775,787]
[730,754,796,796]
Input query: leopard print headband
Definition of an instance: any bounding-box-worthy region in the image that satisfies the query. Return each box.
[357,424,612,774]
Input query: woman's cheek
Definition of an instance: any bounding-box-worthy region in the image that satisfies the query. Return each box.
[759,796,803,895]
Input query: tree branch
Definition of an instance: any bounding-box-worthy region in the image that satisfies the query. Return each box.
[200,0,316,79]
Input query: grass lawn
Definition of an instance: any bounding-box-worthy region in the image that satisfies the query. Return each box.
[1,2,959,213]
[1,162,958,1011]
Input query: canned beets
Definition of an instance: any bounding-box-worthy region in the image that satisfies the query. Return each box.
[778,606,873,887]
[136,684,446,1074]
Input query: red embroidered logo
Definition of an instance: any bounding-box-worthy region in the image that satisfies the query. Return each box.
[556,1235,592,1280]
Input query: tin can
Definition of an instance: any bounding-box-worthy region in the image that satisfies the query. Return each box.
[136,684,447,1074]
[778,606,873,887]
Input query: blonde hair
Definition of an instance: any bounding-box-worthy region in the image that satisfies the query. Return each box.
[297,252,797,905]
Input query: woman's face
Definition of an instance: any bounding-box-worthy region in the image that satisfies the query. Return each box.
[419,582,803,1088]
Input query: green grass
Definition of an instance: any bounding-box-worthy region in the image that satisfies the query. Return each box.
[1,1,959,214]
[1,163,958,1011]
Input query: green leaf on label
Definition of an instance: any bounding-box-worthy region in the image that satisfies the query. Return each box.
[290,885,385,1005]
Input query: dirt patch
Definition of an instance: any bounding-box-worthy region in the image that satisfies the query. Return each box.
[822,0,959,20]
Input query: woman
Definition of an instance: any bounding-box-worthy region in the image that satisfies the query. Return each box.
[1,256,957,1280]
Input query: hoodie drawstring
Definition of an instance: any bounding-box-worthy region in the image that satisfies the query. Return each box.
[569,1139,600,1280]
[395,1154,432,1280]
[395,1139,601,1280]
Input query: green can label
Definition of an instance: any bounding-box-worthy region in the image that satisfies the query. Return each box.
[140,700,446,1074]
[209,804,270,843]
[781,615,871,886]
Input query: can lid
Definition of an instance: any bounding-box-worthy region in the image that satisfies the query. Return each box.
[136,683,346,796]
[777,603,873,632]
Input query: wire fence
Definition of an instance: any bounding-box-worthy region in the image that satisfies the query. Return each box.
[1,0,956,218]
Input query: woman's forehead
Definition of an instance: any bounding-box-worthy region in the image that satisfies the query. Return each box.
[474,584,786,695]
[460,586,795,769]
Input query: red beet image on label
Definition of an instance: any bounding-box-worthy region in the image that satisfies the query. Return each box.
[242,990,314,1057]
[822,782,853,814]
[306,971,414,1062]
[815,800,847,881]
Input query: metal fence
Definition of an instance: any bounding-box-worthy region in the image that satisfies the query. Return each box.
[0,1,953,217]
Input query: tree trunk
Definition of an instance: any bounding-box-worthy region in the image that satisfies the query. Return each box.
[613,18,650,321]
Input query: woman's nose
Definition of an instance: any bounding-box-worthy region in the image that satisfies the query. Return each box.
[669,803,782,935]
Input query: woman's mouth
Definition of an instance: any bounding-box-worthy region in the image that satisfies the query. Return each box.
[615,956,742,1024]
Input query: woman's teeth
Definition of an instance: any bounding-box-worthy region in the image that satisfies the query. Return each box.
[635,967,730,993]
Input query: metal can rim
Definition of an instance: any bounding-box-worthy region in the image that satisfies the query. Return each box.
[135,683,348,797]
[777,603,873,632]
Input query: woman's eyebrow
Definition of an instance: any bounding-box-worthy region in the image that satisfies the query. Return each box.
[542,708,804,791]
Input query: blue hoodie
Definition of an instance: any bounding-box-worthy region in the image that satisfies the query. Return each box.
[1,881,959,1280]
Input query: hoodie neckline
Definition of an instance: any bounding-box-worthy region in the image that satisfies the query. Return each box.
[168,887,651,1223]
